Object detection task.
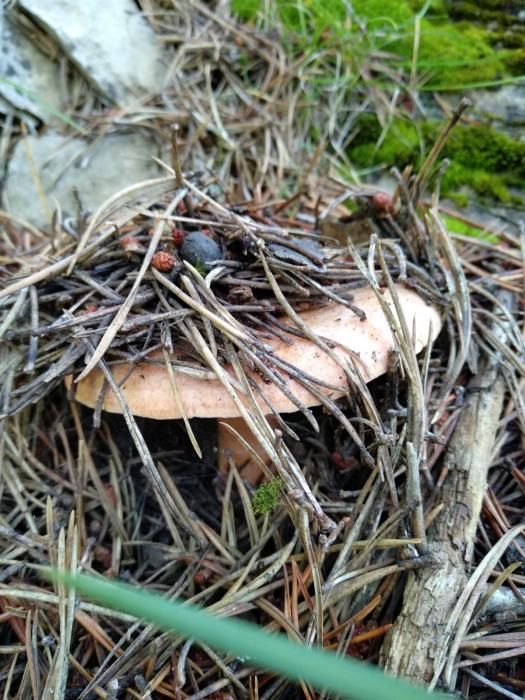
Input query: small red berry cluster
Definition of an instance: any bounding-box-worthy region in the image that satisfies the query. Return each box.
[151,251,178,272]
[151,228,186,272]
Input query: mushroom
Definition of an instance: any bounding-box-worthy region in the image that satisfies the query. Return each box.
[68,285,441,481]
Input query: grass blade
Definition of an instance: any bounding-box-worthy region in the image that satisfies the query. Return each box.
[52,571,448,700]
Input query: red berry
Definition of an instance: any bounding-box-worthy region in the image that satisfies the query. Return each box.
[330,451,359,471]
[371,191,394,214]
[171,228,186,247]
[151,251,177,272]
[79,303,98,315]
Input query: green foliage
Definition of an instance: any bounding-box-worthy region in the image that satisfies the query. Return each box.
[350,115,422,170]
[445,124,525,176]
[440,213,498,243]
[349,115,525,205]
[446,0,521,22]
[53,571,448,700]
[231,0,260,21]
[230,0,517,89]
[406,24,505,88]
[351,0,414,25]
[443,1,525,80]
[442,163,514,204]
[354,6,505,88]
[194,261,208,276]
[438,126,525,204]
[446,191,469,208]
[230,0,525,204]
[407,0,446,11]
[252,477,283,514]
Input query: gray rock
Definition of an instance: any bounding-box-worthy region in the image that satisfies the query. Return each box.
[443,196,525,235]
[0,6,64,121]
[17,0,167,107]
[472,85,525,128]
[180,232,222,267]
[2,130,162,229]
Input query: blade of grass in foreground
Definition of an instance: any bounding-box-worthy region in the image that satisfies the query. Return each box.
[54,571,449,700]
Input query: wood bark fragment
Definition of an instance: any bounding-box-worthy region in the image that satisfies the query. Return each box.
[381,359,506,683]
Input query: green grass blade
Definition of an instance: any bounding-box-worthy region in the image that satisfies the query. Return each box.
[54,571,448,700]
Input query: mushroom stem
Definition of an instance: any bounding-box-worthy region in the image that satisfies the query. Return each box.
[217,415,278,483]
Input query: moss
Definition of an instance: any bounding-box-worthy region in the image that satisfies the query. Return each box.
[445,124,525,177]
[349,116,525,205]
[252,477,283,515]
[446,0,521,21]
[501,47,525,74]
[440,213,499,242]
[447,192,468,209]
[444,0,525,77]
[355,8,505,87]
[232,0,524,109]
[412,23,505,87]
[231,0,260,21]
[407,0,446,12]
[351,0,414,25]
[232,0,517,90]
[231,0,525,203]
[351,137,415,171]
[340,1,505,88]
[446,2,513,23]
[350,115,421,169]
[447,191,470,208]
[232,0,348,43]
[442,163,513,203]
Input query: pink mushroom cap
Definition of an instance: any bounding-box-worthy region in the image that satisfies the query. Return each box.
[68,285,441,418]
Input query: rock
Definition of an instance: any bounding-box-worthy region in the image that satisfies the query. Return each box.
[472,85,525,127]
[17,0,167,107]
[2,130,162,229]
[180,232,222,267]
[444,196,525,234]
[0,6,64,122]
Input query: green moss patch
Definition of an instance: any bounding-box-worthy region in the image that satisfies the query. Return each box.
[231,0,525,204]
[440,213,499,242]
[231,0,521,90]
[252,477,283,515]
[349,115,525,204]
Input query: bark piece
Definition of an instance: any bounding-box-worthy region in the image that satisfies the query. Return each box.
[381,360,506,683]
